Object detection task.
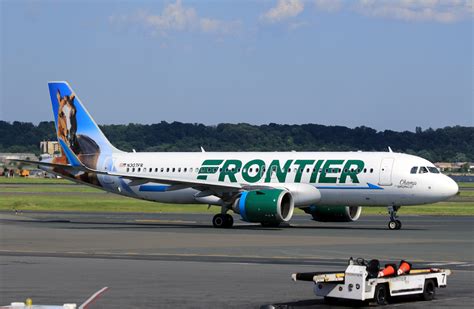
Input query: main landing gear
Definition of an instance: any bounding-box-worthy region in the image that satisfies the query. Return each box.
[388,206,402,230]
[212,213,234,228]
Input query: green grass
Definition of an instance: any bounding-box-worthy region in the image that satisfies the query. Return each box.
[0,194,215,213]
[0,177,73,184]
[0,177,472,215]
[0,193,472,215]
[0,186,101,193]
[459,182,474,188]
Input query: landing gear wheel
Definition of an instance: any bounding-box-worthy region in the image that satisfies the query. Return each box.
[388,220,397,230]
[224,214,234,228]
[421,279,436,301]
[212,214,225,228]
[395,220,402,230]
[374,284,389,305]
[388,220,402,230]
[387,206,402,230]
[213,214,234,228]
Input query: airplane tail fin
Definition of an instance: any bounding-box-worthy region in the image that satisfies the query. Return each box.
[48,81,121,169]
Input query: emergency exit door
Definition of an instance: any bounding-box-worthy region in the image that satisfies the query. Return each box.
[379,158,394,186]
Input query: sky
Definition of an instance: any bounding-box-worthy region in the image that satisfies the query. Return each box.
[1,0,472,132]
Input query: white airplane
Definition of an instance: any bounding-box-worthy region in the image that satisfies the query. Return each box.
[15,82,459,230]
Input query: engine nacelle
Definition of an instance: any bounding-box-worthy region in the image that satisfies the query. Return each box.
[233,189,295,224]
[304,205,362,222]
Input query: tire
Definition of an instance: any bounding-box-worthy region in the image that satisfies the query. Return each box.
[395,220,402,230]
[224,214,234,228]
[388,220,397,230]
[324,296,337,304]
[421,279,436,301]
[374,284,389,305]
[212,214,225,228]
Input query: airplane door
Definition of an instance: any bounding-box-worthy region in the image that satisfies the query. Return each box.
[379,158,394,186]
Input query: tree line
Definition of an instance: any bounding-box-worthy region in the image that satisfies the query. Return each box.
[0,120,472,162]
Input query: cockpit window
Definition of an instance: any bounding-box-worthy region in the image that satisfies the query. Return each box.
[419,166,428,174]
[410,166,418,174]
[427,167,440,174]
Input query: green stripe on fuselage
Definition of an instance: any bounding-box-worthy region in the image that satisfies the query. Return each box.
[197,159,365,184]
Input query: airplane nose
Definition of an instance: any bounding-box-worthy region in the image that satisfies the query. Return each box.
[444,177,459,197]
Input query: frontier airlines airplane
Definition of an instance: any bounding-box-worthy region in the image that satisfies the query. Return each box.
[15,82,459,230]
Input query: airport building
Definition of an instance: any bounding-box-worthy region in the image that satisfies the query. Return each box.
[40,140,60,155]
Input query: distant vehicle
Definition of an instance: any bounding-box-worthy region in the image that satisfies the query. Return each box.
[14,82,458,229]
[19,169,29,177]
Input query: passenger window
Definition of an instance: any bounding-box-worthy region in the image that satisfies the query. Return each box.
[288,168,291,173]
[363,168,367,173]
[189,168,193,172]
[138,168,141,172]
[419,167,428,174]
[126,167,130,172]
[370,168,374,173]
[306,168,310,173]
[166,168,169,172]
[184,168,187,172]
[172,168,176,172]
[149,168,152,172]
[410,166,418,174]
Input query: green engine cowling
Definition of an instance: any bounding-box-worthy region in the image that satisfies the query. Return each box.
[304,205,362,222]
[233,189,295,224]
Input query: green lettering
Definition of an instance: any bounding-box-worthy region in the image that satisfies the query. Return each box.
[294,160,315,183]
[340,160,365,183]
[309,160,324,183]
[319,160,344,183]
[265,159,293,183]
[197,160,223,180]
[218,160,242,183]
[242,159,266,183]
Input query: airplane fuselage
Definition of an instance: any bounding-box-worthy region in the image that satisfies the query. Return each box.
[80,151,458,208]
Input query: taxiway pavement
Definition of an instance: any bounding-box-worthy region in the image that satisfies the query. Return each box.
[0,212,473,308]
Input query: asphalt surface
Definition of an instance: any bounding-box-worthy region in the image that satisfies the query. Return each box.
[0,212,473,308]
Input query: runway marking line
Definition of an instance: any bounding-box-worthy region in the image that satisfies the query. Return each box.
[134,219,197,224]
[0,250,471,270]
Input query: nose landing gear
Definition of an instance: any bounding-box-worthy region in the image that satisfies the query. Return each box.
[388,206,402,230]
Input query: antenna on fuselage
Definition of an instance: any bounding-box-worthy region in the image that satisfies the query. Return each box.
[388,146,393,153]
[200,146,206,152]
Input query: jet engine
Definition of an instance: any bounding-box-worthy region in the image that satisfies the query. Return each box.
[303,205,362,222]
[233,189,294,225]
